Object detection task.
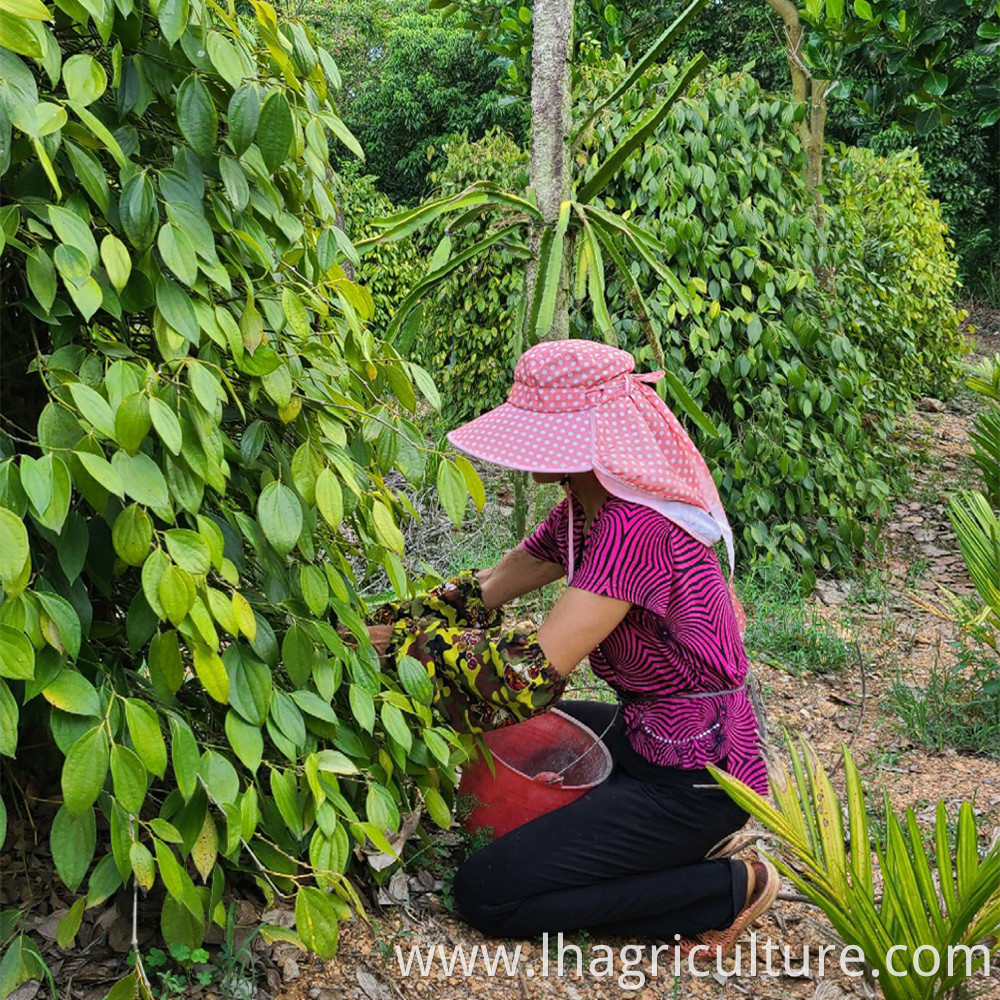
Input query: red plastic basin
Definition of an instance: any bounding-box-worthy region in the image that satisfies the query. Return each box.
[457,707,613,841]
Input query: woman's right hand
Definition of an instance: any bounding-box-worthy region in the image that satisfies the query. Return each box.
[337,623,394,658]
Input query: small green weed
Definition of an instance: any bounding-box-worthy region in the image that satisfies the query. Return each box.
[869,747,905,770]
[847,563,891,610]
[742,567,854,676]
[904,556,931,590]
[216,902,260,1000]
[545,926,592,964]
[129,945,213,999]
[127,905,260,1000]
[888,639,1000,758]
[371,921,416,965]
[403,791,493,913]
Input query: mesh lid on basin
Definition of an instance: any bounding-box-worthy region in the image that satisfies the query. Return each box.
[482,708,612,788]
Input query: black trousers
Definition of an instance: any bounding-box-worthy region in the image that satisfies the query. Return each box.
[452,699,750,939]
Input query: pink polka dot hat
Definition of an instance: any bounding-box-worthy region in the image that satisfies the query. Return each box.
[447,339,745,633]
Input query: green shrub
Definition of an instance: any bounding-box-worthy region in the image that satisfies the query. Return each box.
[576,55,902,580]
[392,53,969,581]
[865,108,999,306]
[825,144,970,403]
[0,0,485,979]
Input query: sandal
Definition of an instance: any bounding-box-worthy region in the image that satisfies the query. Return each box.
[676,858,780,965]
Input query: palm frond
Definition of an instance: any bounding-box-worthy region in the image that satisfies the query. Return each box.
[710,738,1000,1000]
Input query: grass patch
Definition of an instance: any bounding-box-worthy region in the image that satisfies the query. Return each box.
[741,566,855,676]
[888,638,1000,758]
[564,662,619,704]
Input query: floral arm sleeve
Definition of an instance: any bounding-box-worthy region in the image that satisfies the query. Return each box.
[365,570,502,630]
[386,619,567,733]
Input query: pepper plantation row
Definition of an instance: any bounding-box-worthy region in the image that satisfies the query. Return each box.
[342,42,969,584]
[0,0,489,984]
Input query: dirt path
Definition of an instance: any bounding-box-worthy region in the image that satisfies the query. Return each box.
[279,319,1000,1000]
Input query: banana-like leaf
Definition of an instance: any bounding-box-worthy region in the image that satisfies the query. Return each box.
[704,764,798,844]
[584,204,672,256]
[878,872,914,967]
[385,227,519,342]
[470,182,545,221]
[593,225,717,438]
[592,230,654,335]
[936,800,958,919]
[969,407,1000,504]
[948,491,1000,616]
[364,190,492,244]
[966,352,1000,403]
[370,189,483,228]
[575,210,616,344]
[661,370,720,440]
[905,808,947,941]
[512,271,527,358]
[361,181,543,249]
[802,737,848,889]
[583,206,692,310]
[766,750,812,850]
[789,731,822,854]
[448,204,492,231]
[884,810,936,947]
[525,227,557,338]
[577,52,708,204]
[955,802,978,901]
[710,738,1000,1000]
[573,236,590,301]
[573,0,710,142]
[527,201,573,338]
[590,220,661,332]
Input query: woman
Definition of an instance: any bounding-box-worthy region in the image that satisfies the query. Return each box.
[368,339,777,958]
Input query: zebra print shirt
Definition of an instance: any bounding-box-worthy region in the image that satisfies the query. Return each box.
[523,496,769,796]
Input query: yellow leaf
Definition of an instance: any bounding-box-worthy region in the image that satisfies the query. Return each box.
[192,811,218,882]
[231,592,257,641]
[278,396,301,423]
[191,642,229,702]
[40,612,64,654]
[371,500,404,554]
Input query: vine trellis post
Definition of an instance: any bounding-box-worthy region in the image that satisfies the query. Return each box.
[513,0,575,538]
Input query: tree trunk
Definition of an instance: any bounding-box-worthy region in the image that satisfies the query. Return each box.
[525,0,574,343]
[806,77,829,216]
[513,0,576,540]
[765,0,826,221]
[766,0,808,103]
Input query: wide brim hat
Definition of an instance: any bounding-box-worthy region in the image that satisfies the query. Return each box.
[447,401,593,474]
[446,340,636,472]
[446,339,745,634]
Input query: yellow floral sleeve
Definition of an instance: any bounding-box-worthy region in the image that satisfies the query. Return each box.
[387,618,567,734]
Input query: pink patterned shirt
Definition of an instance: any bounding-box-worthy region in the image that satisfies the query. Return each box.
[522,495,768,796]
